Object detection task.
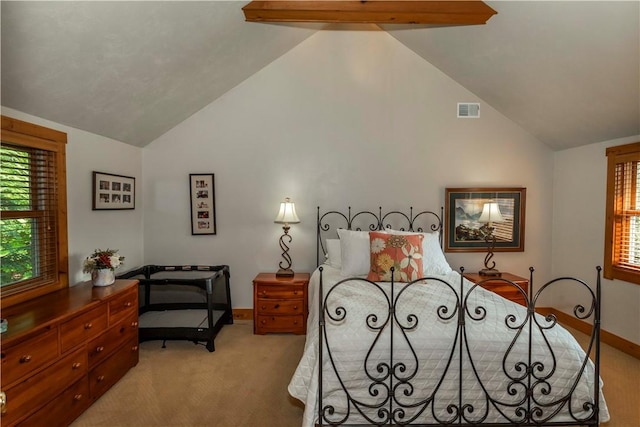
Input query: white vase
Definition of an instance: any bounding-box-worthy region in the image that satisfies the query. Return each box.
[92,268,115,287]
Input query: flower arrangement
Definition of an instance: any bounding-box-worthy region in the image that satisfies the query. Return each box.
[83,248,125,273]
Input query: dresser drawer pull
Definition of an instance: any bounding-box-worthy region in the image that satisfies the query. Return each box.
[293,291,298,295]
[73,394,83,401]
[96,346,105,353]
[260,320,267,325]
[261,305,267,310]
[261,291,267,296]
[1,391,6,414]
[124,301,132,307]
[293,305,298,310]
[132,345,139,351]
[131,321,139,327]
[72,362,82,370]
[274,304,280,309]
[19,355,32,363]
[97,375,105,383]
[293,320,298,325]
[84,322,93,330]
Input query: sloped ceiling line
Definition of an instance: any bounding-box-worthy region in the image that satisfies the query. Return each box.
[1,1,638,150]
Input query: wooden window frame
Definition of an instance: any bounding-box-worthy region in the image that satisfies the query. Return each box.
[604,141,640,285]
[1,116,69,307]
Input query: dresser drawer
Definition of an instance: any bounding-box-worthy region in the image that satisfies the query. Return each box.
[108,287,138,326]
[88,311,138,368]
[16,378,90,427]
[2,347,87,426]
[60,304,108,353]
[1,328,58,388]
[89,337,138,400]
[256,299,304,316]
[255,285,304,299]
[256,315,305,333]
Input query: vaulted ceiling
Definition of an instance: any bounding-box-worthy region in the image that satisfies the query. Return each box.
[2,1,638,150]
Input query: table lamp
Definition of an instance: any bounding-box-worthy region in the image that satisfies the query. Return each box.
[478,202,504,277]
[274,197,300,277]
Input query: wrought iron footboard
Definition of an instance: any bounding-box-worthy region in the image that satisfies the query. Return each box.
[317,267,602,427]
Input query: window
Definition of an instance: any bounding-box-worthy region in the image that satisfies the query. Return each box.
[604,141,640,285]
[1,116,69,307]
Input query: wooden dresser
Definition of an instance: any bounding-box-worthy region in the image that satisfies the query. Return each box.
[0,279,139,427]
[463,272,529,306]
[253,273,309,335]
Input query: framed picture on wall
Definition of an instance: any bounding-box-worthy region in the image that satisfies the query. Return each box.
[444,187,526,252]
[92,171,135,210]
[189,173,216,235]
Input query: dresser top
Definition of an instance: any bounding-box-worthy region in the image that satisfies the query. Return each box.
[1,279,138,344]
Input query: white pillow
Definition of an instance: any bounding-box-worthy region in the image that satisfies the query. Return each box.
[325,239,342,269]
[421,232,453,275]
[389,229,452,275]
[336,229,370,276]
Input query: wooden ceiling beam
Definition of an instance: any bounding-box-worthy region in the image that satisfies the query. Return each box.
[242,1,497,25]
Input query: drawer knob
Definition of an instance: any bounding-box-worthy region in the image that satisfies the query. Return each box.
[261,305,266,310]
[19,355,32,363]
[132,345,139,351]
[293,305,298,310]
[72,362,82,370]
[74,394,83,401]
[261,291,267,296]
[97,375,105,383]
[293,320,298,325]
[124,302,132,307]
[260,320,266,325]
[132,321,138,327]
[274,304,280,309]
[96,346,105,353]
[1,391,6,414]
[84,323,93,330]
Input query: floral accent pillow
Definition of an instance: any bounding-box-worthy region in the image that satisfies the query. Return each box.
[367,231,424,282]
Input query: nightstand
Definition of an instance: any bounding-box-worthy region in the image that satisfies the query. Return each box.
[253,272,310,335]
[463,272,529,306]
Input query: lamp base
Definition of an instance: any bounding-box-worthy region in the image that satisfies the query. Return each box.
[479,268,501,277]
[276,268,295,278]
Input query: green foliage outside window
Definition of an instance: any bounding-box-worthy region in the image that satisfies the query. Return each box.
[1,147,35,286]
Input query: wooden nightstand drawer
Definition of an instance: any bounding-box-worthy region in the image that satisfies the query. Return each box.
[463,272,529,306]
[256,298,304,315]
[256,315,305,333]
[255,285,304,299]
[253,273,309,335]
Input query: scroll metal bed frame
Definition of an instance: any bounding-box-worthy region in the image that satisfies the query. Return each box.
[314,207,602,427]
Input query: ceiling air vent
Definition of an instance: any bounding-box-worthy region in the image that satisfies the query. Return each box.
[457,103,480,118]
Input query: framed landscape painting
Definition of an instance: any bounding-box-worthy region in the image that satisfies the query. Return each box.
[189,173,216,235]
[444,187,526,252]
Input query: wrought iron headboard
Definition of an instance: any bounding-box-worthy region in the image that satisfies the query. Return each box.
[316,206,444,266]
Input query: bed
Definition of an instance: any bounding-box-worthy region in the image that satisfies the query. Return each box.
[287,207,609,426]
[117,264,233,352]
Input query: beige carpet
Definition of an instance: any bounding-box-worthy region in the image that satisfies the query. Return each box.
[72,320,638,427]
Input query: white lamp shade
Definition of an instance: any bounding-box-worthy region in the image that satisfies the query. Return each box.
[274,198,300,224]
[478,202,504,224]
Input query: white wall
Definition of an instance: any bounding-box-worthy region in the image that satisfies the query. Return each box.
[552,135,640,345]
[143,29,555,308]
[1,107,144,285]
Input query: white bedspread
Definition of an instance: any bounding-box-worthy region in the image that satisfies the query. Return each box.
[288,266,609,427]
